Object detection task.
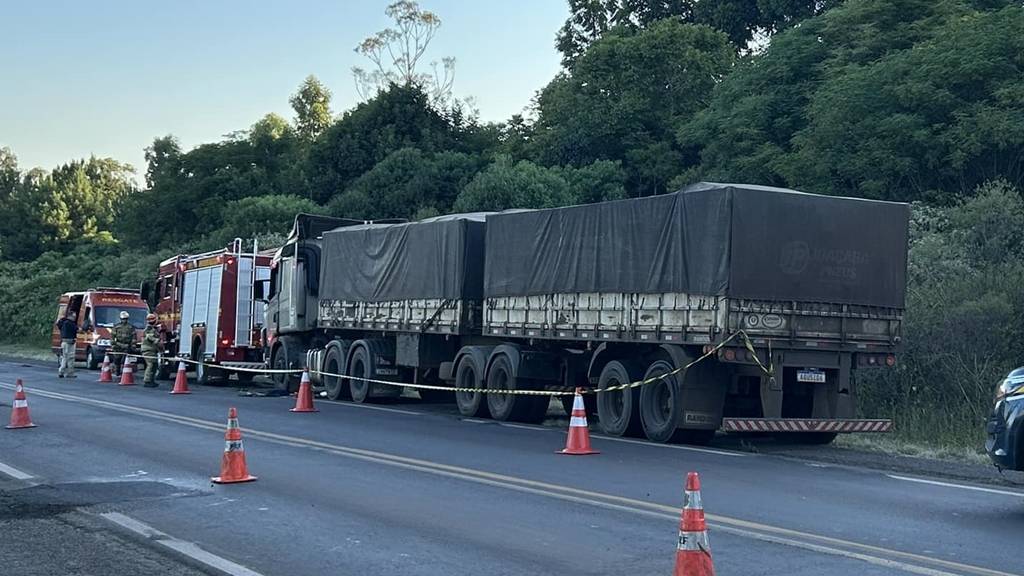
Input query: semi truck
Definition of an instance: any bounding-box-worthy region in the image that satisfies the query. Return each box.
[264,183,909,444]
[141,240,272,383]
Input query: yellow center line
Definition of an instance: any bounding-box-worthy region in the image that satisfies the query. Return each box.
[1,380,1016,576]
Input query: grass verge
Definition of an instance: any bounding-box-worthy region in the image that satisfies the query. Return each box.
[0,342,54,363]
[834,433,990,466]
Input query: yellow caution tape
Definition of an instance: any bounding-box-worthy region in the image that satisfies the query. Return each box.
[106,331,773,397]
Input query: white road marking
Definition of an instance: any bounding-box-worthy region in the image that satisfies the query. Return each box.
[462,418,489,424]
[589,434,747,457]
[317,399,421,416]
[6,382,1018,576]
[886,474,1024,498]
[0,460,34,481]
[100,512,266,576]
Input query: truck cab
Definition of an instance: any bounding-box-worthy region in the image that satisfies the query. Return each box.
[265,214,404,389]
[51,288,148,369]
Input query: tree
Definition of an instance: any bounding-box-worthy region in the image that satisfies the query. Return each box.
[452,156,627,212]
[307,84,473,204]
[212,195,326,246]
[289,76,333,140]
[534,19,734,196]
[680,0,1023,200]
[352,1,455,104]
[327,147,483,220]
[556,0,841,66]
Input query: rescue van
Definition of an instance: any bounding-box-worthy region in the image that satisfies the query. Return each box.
[50,288,149,369]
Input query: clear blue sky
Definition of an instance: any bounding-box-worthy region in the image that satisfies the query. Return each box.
[1,1,568,177]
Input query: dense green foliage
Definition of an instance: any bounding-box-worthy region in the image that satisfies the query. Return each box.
[3,0,1024,450]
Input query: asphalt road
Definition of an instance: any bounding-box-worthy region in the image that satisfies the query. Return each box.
[0,357,1022,576]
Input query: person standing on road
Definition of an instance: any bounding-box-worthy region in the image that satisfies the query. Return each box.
[110,311,136,376]
[141,313,161,388]
[55,311,78,378]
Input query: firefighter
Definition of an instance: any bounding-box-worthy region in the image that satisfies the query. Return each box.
[141,313,161,388]
[110,310,136,376]
[55,311,78,379]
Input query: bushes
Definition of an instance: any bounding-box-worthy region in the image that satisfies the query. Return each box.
[858,180,1024,448]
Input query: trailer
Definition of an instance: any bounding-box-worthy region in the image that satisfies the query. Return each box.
[265,183,909,444]
[142,240,272,383]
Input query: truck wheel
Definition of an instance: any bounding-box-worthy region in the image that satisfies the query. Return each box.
[347,345,372,403]
[156,360,172,381]
[323,345,349,400]
[485,355,536,422]
[270,342,299,392]
[639,360,683,443]
[85,347,100,370]
[454,356,489,417]
[596,361,643,437]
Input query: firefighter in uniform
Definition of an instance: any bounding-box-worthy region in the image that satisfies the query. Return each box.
[110,311,136,376]
[141,313,161,388]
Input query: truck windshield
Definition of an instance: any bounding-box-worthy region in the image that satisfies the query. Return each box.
[94,307,147,329]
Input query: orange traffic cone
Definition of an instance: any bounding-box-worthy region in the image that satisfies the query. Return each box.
[673,472,715,576]
[118,356,135,386]
[211,407,256,484]
[290,369,317,413]
[557,388,598,455]
[97,354,113,383]
[169,361,191,395]
[6,379,36,429]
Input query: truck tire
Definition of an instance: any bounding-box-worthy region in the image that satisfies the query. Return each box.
[323,345,349,400]
[485,354,538,422]
[454,355,489,417]
[347,345,373,403]
[85,346,100,371]
[596,360,643,437]
[270,340,301,392]
[639,360,682,443]
[156,359,172,381]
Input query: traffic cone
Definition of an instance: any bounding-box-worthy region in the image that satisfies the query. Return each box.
[6,379,36,429]
[169,361,191,395]
[119,356,135,386]
[673,472,715,576]
[290,369,317,413]
[557,388,598,455]
[97,354,113,383]
[211,407,256,484]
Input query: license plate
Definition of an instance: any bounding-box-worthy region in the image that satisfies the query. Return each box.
[797,369,826,383]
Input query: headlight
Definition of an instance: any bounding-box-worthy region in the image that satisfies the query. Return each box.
[96,339,111,347]
[996,377,1024,401]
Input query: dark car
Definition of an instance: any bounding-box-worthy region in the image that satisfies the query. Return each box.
[986,367,1024,470]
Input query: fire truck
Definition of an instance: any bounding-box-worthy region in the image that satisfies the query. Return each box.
[141,240,272,384]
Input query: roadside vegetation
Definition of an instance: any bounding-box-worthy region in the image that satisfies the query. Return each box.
[2,0,1023,453]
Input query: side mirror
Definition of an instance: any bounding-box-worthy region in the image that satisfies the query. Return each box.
[140,280,154,308]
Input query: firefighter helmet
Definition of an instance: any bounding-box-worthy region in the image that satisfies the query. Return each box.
[146,313,158,324]
[119,311,130,320]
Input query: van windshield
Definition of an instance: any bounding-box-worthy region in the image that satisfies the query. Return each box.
[94,307,147,329]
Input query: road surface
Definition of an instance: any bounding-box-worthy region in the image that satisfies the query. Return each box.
[0,357,1021,576]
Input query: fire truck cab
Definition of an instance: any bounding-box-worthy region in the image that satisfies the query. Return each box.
[141,239,272,384]
[51,288,148,369]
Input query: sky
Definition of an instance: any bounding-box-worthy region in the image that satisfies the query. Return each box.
[1,0,568,178]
